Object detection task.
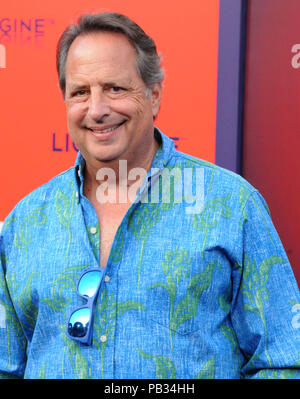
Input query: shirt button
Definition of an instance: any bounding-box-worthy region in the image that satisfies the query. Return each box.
[100,335,107,343]
[104,275,110,283]
[90,227,97,234]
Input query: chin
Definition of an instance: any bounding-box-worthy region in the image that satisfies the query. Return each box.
[93,151,124,164]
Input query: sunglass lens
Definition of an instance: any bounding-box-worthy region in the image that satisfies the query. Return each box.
[78,270,102,298]
[68,308,90,338]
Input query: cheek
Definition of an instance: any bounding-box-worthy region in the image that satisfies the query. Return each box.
[127,96,153,122]
[66,103,86,126]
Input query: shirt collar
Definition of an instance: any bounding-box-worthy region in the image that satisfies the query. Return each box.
[153,127,174,166]
[74,126,175,198]
[74,151,86,198]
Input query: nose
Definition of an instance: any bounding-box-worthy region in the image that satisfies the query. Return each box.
[87,89,111,122]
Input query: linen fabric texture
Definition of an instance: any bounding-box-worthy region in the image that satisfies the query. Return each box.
[0,129,299,379]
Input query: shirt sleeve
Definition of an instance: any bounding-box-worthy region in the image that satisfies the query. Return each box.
[0,221,27,379]
[230,190,300,379]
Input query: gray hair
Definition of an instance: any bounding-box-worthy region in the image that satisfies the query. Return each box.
[56,12,164,96]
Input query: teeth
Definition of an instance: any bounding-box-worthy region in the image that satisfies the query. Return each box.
[91,124,121,133]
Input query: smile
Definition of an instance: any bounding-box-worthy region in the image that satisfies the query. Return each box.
[88,121,126,134]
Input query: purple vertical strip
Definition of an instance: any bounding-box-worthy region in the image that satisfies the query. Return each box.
[215,0,247,174]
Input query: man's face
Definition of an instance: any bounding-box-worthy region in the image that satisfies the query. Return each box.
[64,32,162,169]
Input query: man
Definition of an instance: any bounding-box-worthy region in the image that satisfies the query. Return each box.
[0,12,299,379]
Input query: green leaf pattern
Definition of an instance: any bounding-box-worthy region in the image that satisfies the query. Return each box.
[93,287,146,378]
[140,249,220,377]
[127,163,187,290]
[148,248,192,351]
[0,273,26,368]
[13,206,47,264]
[239,187,273,244]
[128,202,171,290]
[137,349,176,379]
[1,160,298,379]
[241,255,286,366]
[60,324,91,379]
[193,195,231,258]
[42,265,88,312]
[195,356,216,379]
[54,183,76,257]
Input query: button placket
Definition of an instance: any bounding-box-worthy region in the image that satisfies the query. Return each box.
[90,226,97,235]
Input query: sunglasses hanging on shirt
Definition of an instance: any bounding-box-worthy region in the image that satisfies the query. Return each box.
[67,267,107,345]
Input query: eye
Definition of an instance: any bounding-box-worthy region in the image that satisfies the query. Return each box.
[74,89,87,96]
[111,86,124,93]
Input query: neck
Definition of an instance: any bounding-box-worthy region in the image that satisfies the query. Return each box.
[83,136,159,205]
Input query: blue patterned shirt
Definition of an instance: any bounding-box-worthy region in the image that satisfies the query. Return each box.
[0,129,299,379]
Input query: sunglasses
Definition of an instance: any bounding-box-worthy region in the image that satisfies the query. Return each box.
[67,267,107,345]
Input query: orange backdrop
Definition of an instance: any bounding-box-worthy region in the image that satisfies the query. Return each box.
[0,0,219,221]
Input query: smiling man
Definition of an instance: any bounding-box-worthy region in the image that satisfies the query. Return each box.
[0,12,299,379]
[63,29,162,268]
[64,32,161,167]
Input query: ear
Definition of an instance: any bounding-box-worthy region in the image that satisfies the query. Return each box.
[150,82,162,119]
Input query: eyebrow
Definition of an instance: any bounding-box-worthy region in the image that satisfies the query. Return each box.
[67,81,124,93]
[67,84,88,93]
[103,81,123,88]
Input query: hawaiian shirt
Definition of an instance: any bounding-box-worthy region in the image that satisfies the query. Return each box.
[0,128,299,379]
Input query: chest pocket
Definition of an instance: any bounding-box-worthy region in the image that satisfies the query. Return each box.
[144,255,221,336]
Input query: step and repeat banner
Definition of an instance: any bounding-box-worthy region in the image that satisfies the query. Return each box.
[243,0,300,283]
[0,0,219,224]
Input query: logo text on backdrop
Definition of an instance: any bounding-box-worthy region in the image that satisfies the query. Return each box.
[0,18,55,45]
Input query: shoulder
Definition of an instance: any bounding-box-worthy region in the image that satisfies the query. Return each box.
[157,129,257,199]
[169,149,258,202]
[2,166,76,226]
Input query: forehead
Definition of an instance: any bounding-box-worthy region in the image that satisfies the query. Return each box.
[65,32,138,78]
